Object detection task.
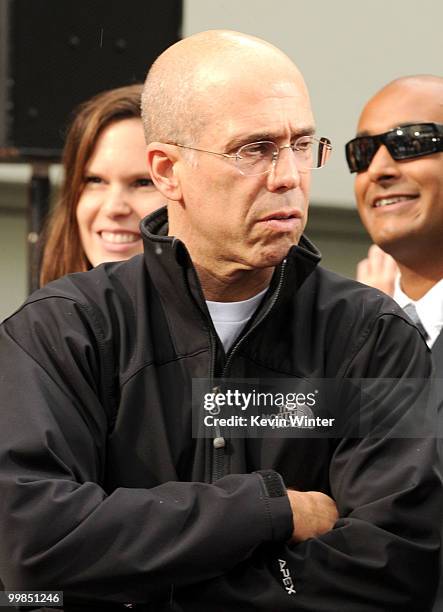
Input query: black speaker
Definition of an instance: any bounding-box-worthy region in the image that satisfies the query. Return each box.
[0,0,182,161]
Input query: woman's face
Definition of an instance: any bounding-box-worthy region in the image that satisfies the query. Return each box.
[76,118,164,267]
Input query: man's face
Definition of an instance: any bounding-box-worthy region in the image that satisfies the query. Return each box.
[173,69,314,276]
[354,82,443,260]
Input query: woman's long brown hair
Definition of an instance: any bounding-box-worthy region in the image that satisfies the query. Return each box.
[39,84,143,286]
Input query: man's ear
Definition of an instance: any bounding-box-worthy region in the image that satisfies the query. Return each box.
[146,143,183,201]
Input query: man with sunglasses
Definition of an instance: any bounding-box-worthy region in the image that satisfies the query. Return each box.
[0,34,440,611]
[347,75,443,368]
[347,75,443,611]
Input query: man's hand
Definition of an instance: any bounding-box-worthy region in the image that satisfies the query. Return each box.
[287,490,339,543]
[356,244,398,296]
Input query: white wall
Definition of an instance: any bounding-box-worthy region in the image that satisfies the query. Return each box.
[183,0,443,206]
[0,165,60,321]
[0,210,27,319]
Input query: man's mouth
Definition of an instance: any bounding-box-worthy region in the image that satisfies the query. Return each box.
[261,210,302,221]
[260,211,303,232]
[269,214,295,220]
[372,195,418,208]
[99,231,140,244]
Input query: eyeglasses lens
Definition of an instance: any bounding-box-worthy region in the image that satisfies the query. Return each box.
[236,142,276,175]
[346,137,377,173]
[388,125,438,158]
[236,138,331,176]
[346,123,442,173]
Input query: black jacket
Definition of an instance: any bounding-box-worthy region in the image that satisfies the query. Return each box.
[0,208,440,611]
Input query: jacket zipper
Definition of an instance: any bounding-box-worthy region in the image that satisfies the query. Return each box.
[222,260,287,377]
[180,251,224,484]
[208,329,225,483]
[211,260,287,482]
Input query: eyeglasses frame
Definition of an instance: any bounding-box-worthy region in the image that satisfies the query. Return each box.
[169,136,332,176]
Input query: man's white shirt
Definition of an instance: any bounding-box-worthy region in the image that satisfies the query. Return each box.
[394,277,443,349]
[206,287,268,353]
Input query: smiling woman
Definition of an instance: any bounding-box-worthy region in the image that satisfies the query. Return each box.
[39,85,165,286]
[75,117,161,267]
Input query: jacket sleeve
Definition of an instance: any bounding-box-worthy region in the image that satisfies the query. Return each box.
[180,314,442,611]
[0,296,292,604]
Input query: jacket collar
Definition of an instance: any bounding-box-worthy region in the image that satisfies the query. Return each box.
[140,206,322,314]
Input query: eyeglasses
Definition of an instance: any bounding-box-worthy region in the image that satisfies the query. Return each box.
[171,136,332,176]
[345,122,443,173]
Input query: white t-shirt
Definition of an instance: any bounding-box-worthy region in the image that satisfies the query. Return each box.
[206,287,268,353]
[394,277,443,349]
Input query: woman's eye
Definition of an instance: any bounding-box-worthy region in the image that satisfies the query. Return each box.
[84,175,103,184]
[134,178,155,188]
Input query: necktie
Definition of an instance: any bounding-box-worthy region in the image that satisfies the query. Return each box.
[403,303,429,341]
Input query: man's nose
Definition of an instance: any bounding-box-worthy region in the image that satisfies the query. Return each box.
[267,145,301,191]
[366,144,401,181]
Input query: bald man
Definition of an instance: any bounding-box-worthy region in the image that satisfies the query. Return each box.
[0,33,440,611]
[351,75,443,367]
[347,75,443,611]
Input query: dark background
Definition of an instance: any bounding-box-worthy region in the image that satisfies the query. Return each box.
[0,0,182,160]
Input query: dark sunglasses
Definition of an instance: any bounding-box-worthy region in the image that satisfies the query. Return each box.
[345,122,443,173]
